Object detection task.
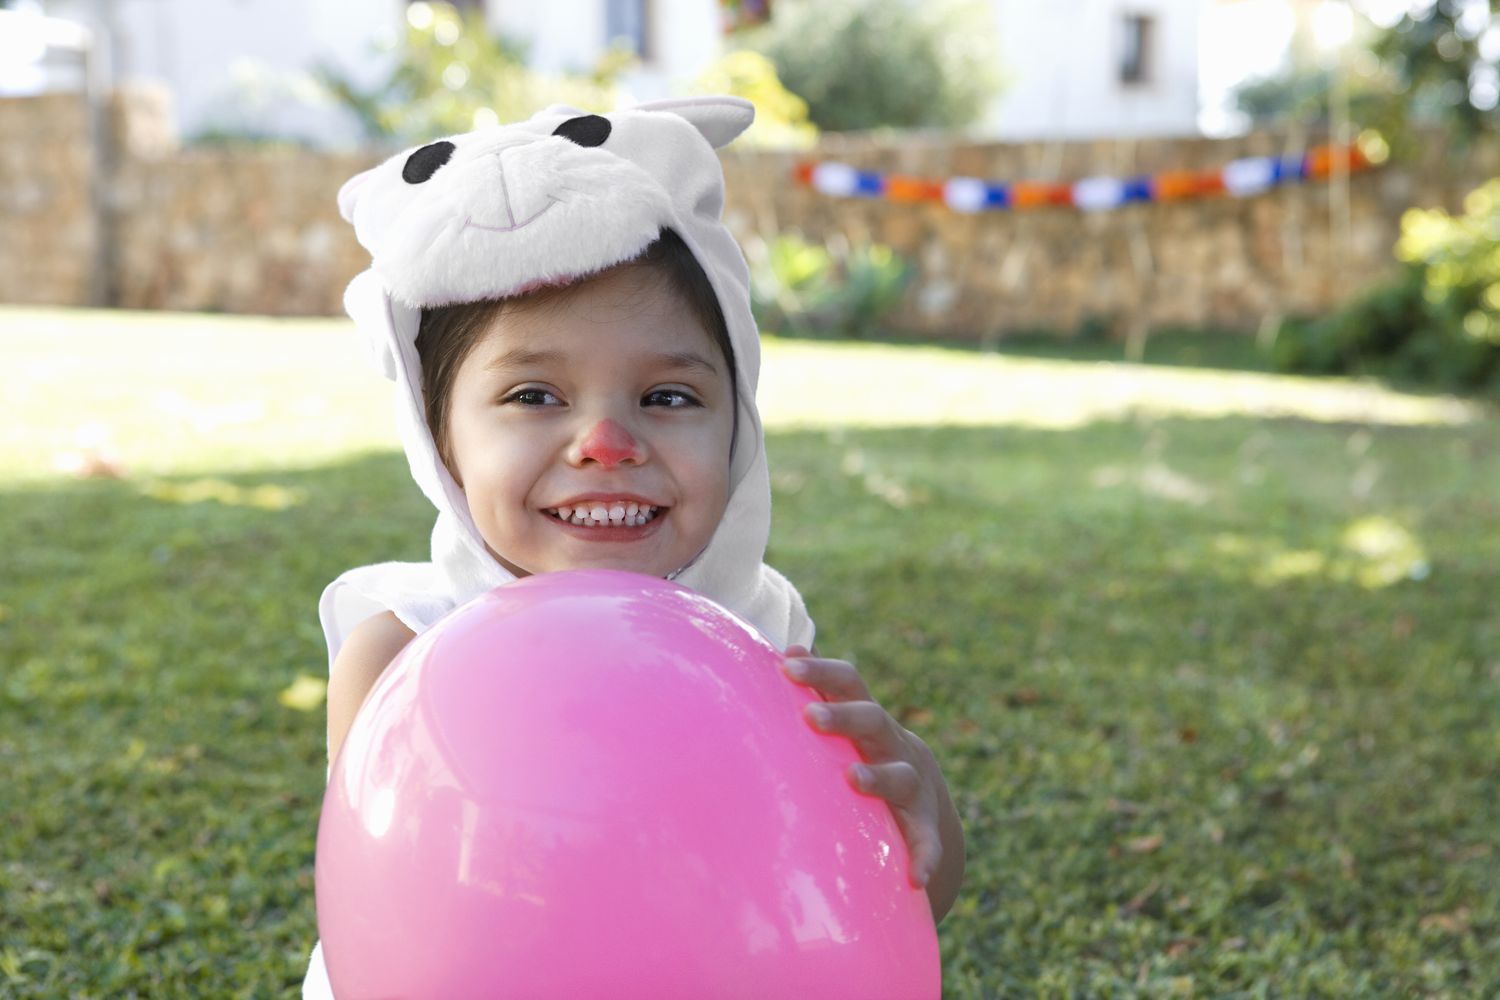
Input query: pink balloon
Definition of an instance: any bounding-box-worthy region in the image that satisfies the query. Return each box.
[316,568,940,999]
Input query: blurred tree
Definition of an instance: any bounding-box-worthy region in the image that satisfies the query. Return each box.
[689,50,818,148]
[741,0,1002,132]
[1232,0,1499,152]
[316,1,628,146]
[1233,65,1388,129]
[1271,175,1500,394]
[1364,0,1500,148]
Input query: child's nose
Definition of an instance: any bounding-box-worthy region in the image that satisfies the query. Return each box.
[573,418,644,468]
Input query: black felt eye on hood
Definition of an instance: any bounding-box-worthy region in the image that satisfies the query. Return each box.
[552,115,611,148]
[403,141,455,184]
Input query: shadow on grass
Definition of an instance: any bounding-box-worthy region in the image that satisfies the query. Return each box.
[2,415,1497,996]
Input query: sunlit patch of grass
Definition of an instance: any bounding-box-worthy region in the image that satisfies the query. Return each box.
[138,477,306,511]
[2,307,392,483]
[2,308,1485,489]
[1209,516,1431,590]
[756,335,1485,432]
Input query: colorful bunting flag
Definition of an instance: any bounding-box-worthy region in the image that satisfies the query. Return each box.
[792,144,1373,213]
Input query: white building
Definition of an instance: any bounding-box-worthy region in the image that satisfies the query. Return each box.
[18,0,721,145]
[25,0,404,146]
[985,0,1204,139]
[486,0,724,104]
[12,0,1300,145]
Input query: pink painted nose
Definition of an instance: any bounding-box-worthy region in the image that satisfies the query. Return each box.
[577,419,641,467]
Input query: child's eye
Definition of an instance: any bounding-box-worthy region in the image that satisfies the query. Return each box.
[643,389,701,408]
[502,388,562,407]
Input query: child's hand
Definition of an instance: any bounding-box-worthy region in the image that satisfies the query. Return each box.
[781,644,944,891]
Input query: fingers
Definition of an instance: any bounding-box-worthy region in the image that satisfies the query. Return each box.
[849,762,943,889]
[780,651,872,702]
[901,815,944,890]
[804,699,905,760]
[847,759,922,805]
[779,648,939,890]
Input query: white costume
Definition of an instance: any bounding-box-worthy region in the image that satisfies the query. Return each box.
[303,97,815,998]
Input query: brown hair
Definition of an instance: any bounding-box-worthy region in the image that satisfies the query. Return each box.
[416,228,737,475]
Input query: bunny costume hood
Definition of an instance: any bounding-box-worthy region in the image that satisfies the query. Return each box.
[319,97,816,679]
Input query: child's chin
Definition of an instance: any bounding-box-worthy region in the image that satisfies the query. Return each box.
[543,553,672,579]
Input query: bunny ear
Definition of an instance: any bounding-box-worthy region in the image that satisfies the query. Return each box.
[540,103,589,119]
[631,96,755,149]
[337,166,379,223]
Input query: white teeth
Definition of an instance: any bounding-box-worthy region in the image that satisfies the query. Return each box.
[548,502,663,528]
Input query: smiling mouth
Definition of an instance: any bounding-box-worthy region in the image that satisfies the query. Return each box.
[544,502,663,528]
[464,198,558,234]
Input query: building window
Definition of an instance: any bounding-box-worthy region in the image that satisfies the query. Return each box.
[606,0,651,60]
[1120,13,1154,86]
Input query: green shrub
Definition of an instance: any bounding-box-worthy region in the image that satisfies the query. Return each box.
[748,232,835,331]
[1271,178,1500,395]
[688,50,818,149]
[747,232,912,337]
[831,243,913,337]
[743,0,1002,132]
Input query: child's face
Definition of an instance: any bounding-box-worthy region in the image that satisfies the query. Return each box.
[444,268,736,580]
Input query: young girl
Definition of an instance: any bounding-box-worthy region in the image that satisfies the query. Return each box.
[304,97,964,997]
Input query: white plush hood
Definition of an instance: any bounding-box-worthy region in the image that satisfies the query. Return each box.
[318,97,816,675]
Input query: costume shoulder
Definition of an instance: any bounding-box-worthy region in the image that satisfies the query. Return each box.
[318,562,445,673]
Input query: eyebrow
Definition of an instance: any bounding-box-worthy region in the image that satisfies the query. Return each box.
[484,347,720,377]
[484,348,565,373]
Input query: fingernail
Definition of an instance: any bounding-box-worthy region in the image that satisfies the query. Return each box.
[852,764,873,787]
[785,658,809,679]
[806,703,831,728]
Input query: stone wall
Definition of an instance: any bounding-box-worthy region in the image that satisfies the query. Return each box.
[723,132,1500,339]
[3,87,1497,337]
[0,93,98,307]
[111,148,374,316]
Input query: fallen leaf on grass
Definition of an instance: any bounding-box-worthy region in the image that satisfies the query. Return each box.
[53,448,128,479]
[1123,834,1165,855]
[1004,688,1043,708]
[1441,843,1492,863]
[1107,798,1148,816]
[1258,786,1288,809]
[1121,878,1161,915]
[279,675,327,712]
[1420,908,1472,935]
[897,706,934,727]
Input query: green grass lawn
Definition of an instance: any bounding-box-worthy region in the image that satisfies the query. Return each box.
[3,306,1498,998]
